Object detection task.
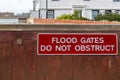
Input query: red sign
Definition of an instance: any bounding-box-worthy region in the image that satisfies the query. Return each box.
[37,33,118,55]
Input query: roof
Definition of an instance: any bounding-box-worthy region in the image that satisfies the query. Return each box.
[16,13,30,19]
[0,12,16,19]
[33,18,120,24]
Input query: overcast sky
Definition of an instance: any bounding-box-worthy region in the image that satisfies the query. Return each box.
[0,0,33,14]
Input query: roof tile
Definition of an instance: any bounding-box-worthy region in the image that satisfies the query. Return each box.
[33,18,120,24]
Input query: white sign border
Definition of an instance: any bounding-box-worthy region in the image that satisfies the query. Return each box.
[37,33,118,56]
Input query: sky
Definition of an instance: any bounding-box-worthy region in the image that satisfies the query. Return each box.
[0,0,33,14]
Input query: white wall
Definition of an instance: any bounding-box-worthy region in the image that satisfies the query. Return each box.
[39,9,72,19]
[39,10,46,18]
[0,19,18,24]
[55,9,72,19]
[30,10,39,18]
[72,0,120,9]
[85,9,92,19]
[39,0,71,9]
[31,0,120,19]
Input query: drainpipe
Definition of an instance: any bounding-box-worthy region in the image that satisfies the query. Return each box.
[39,9,40,18]
[46,0,48,18]
[33,0,36,11]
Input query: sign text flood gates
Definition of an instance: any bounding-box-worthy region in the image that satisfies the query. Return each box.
[37,33,118,55]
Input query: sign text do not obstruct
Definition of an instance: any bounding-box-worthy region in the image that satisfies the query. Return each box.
[37,33,118,55]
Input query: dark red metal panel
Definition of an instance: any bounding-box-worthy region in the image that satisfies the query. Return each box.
[0,32,14,80]
[0,42,12,80]
[110,32,120,80]
[72,56,109,80]
[37,56,62,80]
[12,42,25,80]
[24,40,37,80]
[0,31,119,80]
[11,32,37,80]
[110,56,120,80]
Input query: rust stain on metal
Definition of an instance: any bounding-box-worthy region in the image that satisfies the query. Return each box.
[0,25,119,80]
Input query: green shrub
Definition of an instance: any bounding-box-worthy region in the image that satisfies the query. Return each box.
[57,10,89,20]
[95,13,120,21]
[57,14,73,20]
[79,17,89,20]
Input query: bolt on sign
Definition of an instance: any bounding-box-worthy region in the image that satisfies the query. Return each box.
[37,33,118,55]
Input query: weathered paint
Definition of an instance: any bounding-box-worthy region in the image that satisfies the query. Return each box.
[0,24,119,80]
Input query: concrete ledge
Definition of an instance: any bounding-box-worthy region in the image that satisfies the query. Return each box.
[0,24,120,31]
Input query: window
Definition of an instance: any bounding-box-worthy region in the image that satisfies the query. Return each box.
[47,10,54,19]
[105,10,111,14]
[92,10,99,20]
[115,10,120,13]
[79,10,82,17]
[113,0,120,2]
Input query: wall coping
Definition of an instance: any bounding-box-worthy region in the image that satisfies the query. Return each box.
[0,24,120,31]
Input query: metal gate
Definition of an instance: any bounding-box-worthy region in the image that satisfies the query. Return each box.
[0,24,120,80]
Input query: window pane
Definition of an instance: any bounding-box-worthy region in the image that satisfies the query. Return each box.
[79,10,82,17]
[92,10,99,20]
[115,10,120,13]
[47,10,54,19]
[105,10,111,14]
